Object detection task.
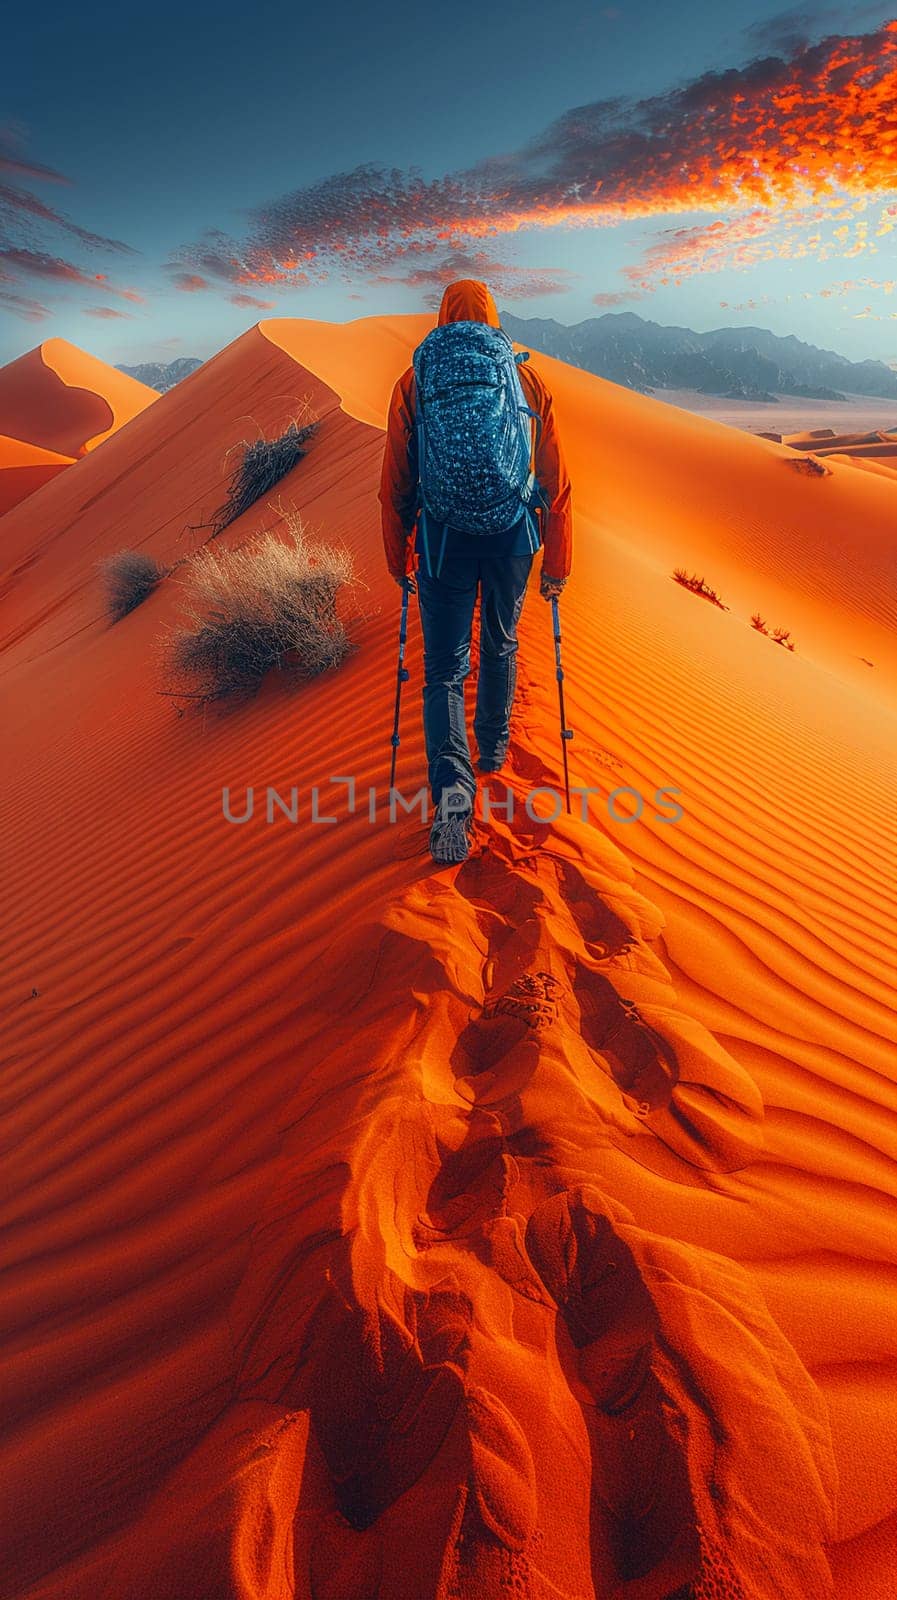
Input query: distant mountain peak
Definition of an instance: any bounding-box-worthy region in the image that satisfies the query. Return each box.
[501,311,897,402]
[115,357,202,393]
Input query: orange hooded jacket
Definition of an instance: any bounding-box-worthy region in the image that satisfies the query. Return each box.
[378,279,573,580]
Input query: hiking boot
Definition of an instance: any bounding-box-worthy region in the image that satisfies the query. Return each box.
[429,783,473,865]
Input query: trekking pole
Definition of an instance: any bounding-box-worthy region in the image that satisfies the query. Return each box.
[551,595,573,814]
[389,580,411,791]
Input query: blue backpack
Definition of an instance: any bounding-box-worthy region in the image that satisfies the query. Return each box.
[412,321,544,574]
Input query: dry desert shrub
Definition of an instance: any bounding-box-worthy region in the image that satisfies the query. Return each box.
[162,513,356,705]
[210,411,319,535]
[100,550,167,621]
[672,567,729,610]
[751,613,796,650]
[784,453,831,477]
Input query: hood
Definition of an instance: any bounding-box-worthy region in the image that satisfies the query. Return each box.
[437,279,500,327]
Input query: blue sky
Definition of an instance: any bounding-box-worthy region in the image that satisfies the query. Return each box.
[1,1,896,366]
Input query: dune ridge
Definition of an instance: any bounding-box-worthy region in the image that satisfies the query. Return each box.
[1,316,895,1598]
[0,339,156,480]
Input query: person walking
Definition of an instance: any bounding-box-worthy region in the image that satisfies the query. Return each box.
[379,278,572,864]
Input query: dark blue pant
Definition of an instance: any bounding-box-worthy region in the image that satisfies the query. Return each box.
[416,553,533,805]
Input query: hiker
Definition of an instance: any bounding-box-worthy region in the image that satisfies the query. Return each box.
[379,278,573,865]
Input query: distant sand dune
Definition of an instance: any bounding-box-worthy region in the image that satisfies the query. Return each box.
[0,339,157,514]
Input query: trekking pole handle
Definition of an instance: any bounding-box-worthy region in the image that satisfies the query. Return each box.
[551,597,564,668]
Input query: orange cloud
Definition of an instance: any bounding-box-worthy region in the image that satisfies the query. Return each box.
[0,134,139,320]
[229,292,276,309]
[171,272,210,292]
[180,20,897,292]
[369,249,574,301]
[0,247,143,301]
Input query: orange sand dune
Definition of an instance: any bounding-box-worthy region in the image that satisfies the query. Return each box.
[784,428,884,450]
[0,338,156,463]
[265,317,897,699]
[821,443,897,464]
[826,454,897,483]
[0,434,73,518]
[2,316,896,1600]
[777,427,897,485]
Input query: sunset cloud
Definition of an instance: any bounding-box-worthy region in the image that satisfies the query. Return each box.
[369,249,575,301]
[82,305,131,319]
[0,287,49,321]
[229,291,277,309]
[176,20,897,294]
[623,212,785,287]
[0,179,135,254]
[0,133,139,321]
[0,247,142,301]
[170,271,210,292]
[817,275,896,296]
[0,148,69,184]
[593,289,644,307]
[740,2,890,55]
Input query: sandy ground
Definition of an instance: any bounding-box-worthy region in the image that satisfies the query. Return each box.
[0,318,895,1600]
[654,387,897,439]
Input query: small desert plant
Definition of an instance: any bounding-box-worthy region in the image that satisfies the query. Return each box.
[162,513,355,705]
[209,412,319,536]
[772,626,796,651]
[101,550,167,621]
[785,453,830,477]
[672,568,729,610]
[751,613,769,634]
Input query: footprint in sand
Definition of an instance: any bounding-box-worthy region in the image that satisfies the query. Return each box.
[455,838,762,1172]
[575,973,680,1116]
[307,1273,472,1532]
[525,1186,703,1596]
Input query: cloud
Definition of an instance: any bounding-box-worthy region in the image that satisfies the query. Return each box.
[0,149,69,185]
[741,3,889,56]
[817,275,895,296]
[0,132,139,328]
[175,20,897,293]
[369,249,575,302]
[1,246,97,284]
[229,291,277,309]
[82,305,131,319]
[592,289,643,306]
[0,180,135,254]
[0,246,143,301]
[717,294,773,312]
[0,287,49,321]
[170,271,210,292]
[171,232,313,290]
[623,212,784,287]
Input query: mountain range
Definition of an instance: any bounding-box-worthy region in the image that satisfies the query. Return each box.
[117,317,897,406]
[501,311,897,402]
[115,356,202,392]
